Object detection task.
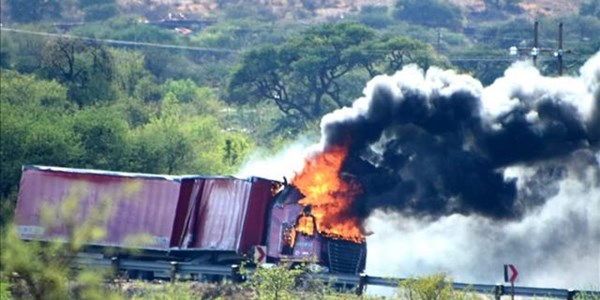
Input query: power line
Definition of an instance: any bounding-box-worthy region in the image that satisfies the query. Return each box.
[0,27,594,64]
[0,27,240,54]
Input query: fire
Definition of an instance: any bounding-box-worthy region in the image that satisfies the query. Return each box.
[292,146,365,243]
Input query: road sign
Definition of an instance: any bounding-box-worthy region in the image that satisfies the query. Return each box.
[504,264,519,283]
[254,245,266,264]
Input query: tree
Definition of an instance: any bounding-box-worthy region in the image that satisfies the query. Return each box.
[0,70,71,109]
[78,0,118,21]
[355,5,394,29]
[6,0,61,23]
[41,38,116,106]
[0,71,81,198]
[162,79,223,116]
[0,102,82,197]
[0,26,47,73]
[110,49,153,98]
[227,22,444,126]
[128,93,193,174]
[71,106,131,170]
[227,23,378,125]
[376,36,448,73]
[392,0,465,30]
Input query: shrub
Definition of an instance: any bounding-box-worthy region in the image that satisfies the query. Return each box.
[392,0,465,30]
[397,273,480,300]
[0,184,135,299]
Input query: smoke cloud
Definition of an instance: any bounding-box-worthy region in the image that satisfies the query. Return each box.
[321,52,600,221]
[365,154,600,289]
[323,52,599,289]
[236,138,318,181]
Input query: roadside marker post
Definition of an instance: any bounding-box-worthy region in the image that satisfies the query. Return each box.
[504,264,519,300]
[254,245,267,265]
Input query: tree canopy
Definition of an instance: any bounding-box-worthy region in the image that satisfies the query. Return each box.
[227,22,443,125]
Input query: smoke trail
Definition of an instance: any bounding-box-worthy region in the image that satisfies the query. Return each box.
[321,52,600,221]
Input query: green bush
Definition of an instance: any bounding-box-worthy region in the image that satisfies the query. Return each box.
[575,290,600,300]
[0,184,134,299]
[392,0,465,30]
[241,261,341,300]
[397,273,480,300]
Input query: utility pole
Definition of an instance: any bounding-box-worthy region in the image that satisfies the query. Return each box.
[532,20,539,66]
[509,21,568,75]
[557,22,563,75]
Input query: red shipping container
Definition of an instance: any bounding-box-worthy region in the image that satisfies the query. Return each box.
[183,177,274,254]
[15,165,199,250]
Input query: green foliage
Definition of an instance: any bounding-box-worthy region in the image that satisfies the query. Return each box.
[451,46,511,85]
[133,76,163,103]
[71,106,131,170]
[41,38,116,106]
[124,281,248,300]
[0,101,82,197]
[162,79,199,103]
[227,22,379,124]
[397,273,479,300]
[580,0,600,18]
[192,20,283,50]
[0,193,17,228]
[128,95,193,174]
[110,49,153,99]
[220,2,278,22]
[0,70,71,109]
[227,22,445,127]
[6,0,62,23]
[354,5,394,29]
[0,186,124,299]
[162,79,224,117]
[392,0,465,30]
[82,3,119,21]
[0,278,11,299]
[376,35,450,72]
[0,25,48,73]
[111,97,152,128]
[0,71,79,197]
[575,290,600,300]
[223,135,253,167]
[473,18,532,49]
[243,263,305,300]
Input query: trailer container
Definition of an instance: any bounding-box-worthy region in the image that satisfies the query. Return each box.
[15,165,200,250]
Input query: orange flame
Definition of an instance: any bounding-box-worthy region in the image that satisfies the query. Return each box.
[296,214,316,236]
[292,146,365,243]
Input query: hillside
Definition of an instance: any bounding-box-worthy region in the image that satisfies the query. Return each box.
[128,0,587,21]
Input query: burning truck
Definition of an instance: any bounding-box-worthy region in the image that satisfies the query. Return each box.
[14,149,367,276]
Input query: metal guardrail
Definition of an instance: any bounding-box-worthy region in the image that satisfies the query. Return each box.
[74,256,599,299]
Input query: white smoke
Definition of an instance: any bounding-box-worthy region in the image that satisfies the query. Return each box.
[365,163,600,289]
[236,137,319,181]
[364,53,600,290]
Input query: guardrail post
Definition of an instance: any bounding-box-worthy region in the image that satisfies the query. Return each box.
[111,257,120,279]
[170,261,178,283]
[355,273,367,296]
[494,284,503,300]
[231,264,242,283]
[567,290,576,300]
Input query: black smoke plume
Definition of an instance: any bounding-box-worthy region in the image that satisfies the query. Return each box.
[320,52,600,220]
